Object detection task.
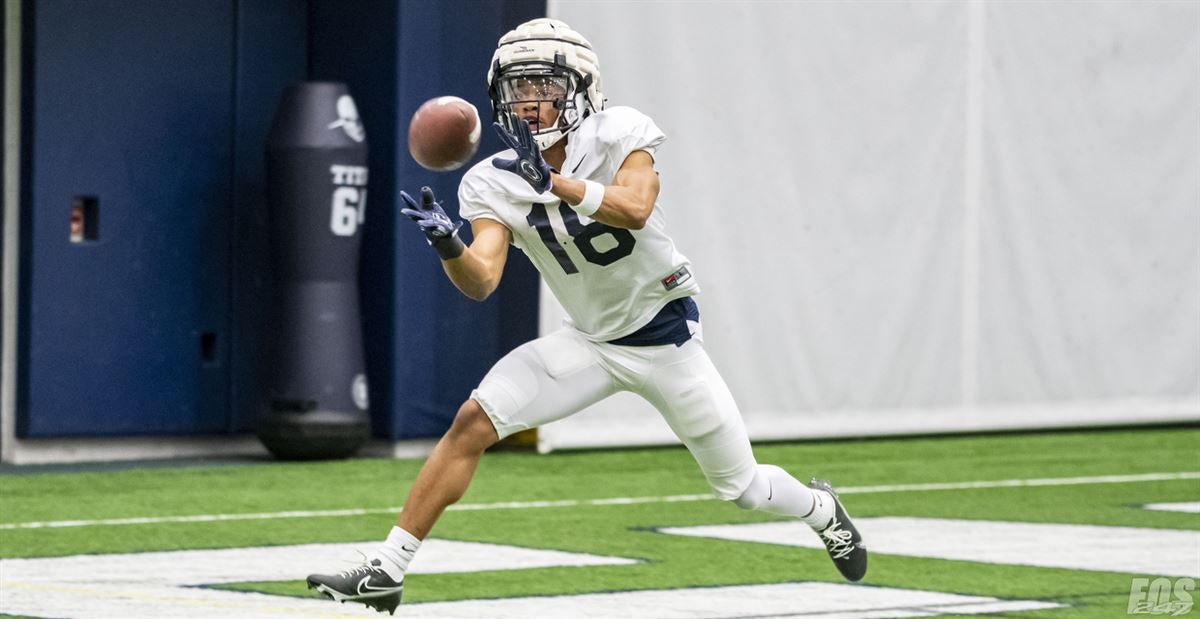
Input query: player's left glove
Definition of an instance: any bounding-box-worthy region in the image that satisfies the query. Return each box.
[491,113,555,194]
[400,186,465,260]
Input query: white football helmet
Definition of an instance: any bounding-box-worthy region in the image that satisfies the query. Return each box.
[488,18,604,151]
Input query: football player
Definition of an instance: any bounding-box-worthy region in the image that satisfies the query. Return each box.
[307,18,866,614]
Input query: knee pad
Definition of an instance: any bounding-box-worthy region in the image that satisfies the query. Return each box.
[448,399,500,448]
[732,466,771,510]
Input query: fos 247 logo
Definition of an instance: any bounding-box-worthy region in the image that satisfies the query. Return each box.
[1128,577,1194,616]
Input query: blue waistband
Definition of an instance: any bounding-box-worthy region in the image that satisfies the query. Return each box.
[607,297,699,347]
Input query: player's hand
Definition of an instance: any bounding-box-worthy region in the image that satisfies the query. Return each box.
[491,113,555,193]
[400,186,465,260]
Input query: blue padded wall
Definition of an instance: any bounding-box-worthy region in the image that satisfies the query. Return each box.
[17,0,306,436]
[20,0,237,436]
[17,0,540,440]
[229,0,309,432]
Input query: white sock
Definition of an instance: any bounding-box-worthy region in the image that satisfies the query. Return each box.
[801,487,837,530]
[373,526,421,581]
[735,464,835,529]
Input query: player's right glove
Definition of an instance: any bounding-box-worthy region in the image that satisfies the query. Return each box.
[491,114,555,194]
[400,186,465,260]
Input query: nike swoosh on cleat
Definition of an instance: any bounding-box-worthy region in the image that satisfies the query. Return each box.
[355,575,401,595]
[767,479,773,501]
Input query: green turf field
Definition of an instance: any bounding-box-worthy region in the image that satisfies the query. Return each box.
[1,426,1197,618]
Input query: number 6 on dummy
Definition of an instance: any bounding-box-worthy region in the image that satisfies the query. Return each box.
[261,82,372,460]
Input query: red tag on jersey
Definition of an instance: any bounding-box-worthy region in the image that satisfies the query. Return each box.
[662,266,691,291]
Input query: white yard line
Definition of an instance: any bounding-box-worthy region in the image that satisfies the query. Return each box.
[1144,501,1200,514]
[0,540,638,586]
[836,471,1200,494]
[661,518,1200,577]
[385,582,1061,619]
[3,470,1197,530]
[0,540,637,619]
[0,541,1062,619]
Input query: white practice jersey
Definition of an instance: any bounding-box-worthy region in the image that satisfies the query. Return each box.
[458,106,701,342]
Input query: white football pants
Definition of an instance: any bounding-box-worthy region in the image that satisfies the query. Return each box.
[471,327,758,500]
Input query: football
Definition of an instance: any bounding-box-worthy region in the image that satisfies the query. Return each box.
[407,96,482,171]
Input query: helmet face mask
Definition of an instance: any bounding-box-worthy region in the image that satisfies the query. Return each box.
[493,69,584,150]
[488,19,604,152]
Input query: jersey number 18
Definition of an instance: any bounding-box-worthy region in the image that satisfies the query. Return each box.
[526,202,635,274]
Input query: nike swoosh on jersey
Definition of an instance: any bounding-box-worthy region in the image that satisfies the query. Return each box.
[570,154,588,173]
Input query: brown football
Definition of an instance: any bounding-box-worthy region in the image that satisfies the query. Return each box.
[407,96,482,172]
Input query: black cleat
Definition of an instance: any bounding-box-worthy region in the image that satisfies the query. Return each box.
[306,558,404,615]
[809,479,868,582]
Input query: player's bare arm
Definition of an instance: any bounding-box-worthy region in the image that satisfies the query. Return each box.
[491,116,659,230]
[440,218,510,301]
[400,186,509,301]
[548,151,659,230]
